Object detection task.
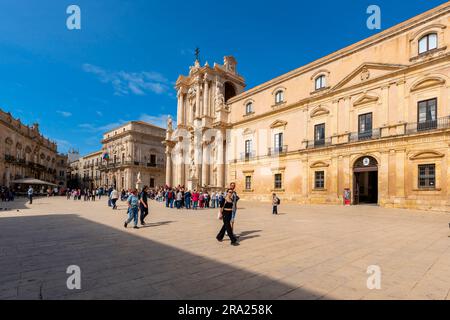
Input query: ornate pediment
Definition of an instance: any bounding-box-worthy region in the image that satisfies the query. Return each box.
[270,120,288,129]
[242,128,255,136]
[310,106,330,118]
[5,137,13,145]
[410,76,446,92]
[353,94,379,107]
[331,63,406,92]
[310,161,329,168]
[409,150,445,160]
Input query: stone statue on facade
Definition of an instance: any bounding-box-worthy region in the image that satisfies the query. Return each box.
[136,172,142,190]
[189,161,197,179]
[167,115,173,131]
[214,80,225,110]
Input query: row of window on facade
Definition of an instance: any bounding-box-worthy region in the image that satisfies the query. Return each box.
[244,164,436,192]
[244,33,439,116]
[243,97,439,157]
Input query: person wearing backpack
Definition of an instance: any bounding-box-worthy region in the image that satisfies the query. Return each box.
[272,193,280,215]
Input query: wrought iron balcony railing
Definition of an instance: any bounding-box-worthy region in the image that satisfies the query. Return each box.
[306,138,332,149]
[240,151,256,161]
[5,155,15,162]
[349,128,381,142]
[405,116,450,135]
[268,145,288,156]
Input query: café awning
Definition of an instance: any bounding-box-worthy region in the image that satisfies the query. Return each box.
[11,178,58,187]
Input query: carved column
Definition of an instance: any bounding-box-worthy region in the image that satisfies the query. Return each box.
[216,128,225,188]
[195,79,201,119]
[201,141,209,187]
[177,90,182,126]
[180,91,185,125]
[165,148,172,186]
[193,129,202,188]
[178,150,185,186]
[203,76,210,117]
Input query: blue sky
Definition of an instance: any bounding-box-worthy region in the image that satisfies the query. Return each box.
[0,0,447,155]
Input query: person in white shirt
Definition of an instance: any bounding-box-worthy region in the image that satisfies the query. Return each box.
[110,188,119,210]
[27,186,34,204]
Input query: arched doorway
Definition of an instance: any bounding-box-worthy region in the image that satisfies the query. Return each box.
[224,82,237,102]
[353,156,378,205]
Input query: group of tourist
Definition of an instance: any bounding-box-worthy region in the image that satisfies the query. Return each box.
[0,186,15,202]
[66,188,104,201]
[160,187,223,210]
[101,181,283,246]
[21,179,281,248]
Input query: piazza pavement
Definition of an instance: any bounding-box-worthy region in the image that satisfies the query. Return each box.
[1,196,450,300]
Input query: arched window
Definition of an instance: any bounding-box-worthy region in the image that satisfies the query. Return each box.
[245,102,253,114]
[315,75,326,90]
[275,90,284,104]
[418,33,437,54]
[224,82,237,102]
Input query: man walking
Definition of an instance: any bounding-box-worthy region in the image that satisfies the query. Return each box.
[27,186,34,204]
[139,186,149,225]
[124,189,139,229]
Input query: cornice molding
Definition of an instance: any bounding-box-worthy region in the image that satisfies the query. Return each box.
[227,2,450,104]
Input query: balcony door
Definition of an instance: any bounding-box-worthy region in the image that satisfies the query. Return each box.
[358,113,373,140]
[245,140,252,159]
[418,98,437,131]
[314,124,325,146]
[274,133,283,153]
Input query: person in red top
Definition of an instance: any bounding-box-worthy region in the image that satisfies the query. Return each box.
[199,192,204,208]
[192,190,199,210]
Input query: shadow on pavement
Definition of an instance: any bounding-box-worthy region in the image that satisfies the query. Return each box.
[140,221,174,228]
[0,214,320,300]
[0,197,31,211]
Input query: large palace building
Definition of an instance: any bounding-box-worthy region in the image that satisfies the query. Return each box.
[100,121,166,190]
[70,121,166,191]
[0,109,67,188]
[165,3,450,211]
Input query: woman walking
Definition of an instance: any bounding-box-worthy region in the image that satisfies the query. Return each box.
[124,189,139,229]
[216,189,239,246]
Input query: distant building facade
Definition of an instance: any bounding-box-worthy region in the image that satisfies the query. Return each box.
[100,121,166,190]
[69,121,166,190]
[67,151,103,189]
[166,3,450,211]
[0,109,67,188]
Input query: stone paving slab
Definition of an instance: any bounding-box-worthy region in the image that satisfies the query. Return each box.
[0,197,450,300]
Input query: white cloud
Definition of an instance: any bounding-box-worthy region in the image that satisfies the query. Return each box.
[139,113,176,129]
[57,110,72,117]
[79,120,128,132]
[83,63,170,96]
[78,113,176,135]
[54,139,72,153]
